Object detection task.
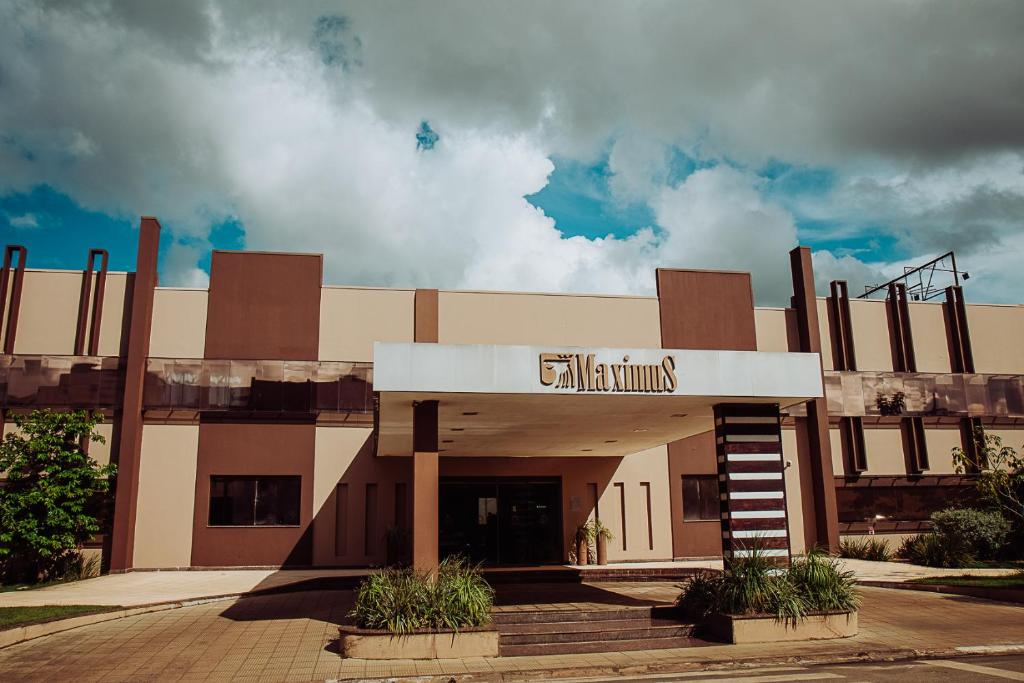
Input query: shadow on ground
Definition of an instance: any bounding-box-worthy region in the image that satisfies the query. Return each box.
[215,579,662,625]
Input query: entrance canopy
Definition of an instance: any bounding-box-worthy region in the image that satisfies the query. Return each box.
[373,342,822,458]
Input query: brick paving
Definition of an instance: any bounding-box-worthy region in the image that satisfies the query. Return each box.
[1,583,1024,682]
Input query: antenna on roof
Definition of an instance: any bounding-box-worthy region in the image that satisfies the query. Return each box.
[858,251,970,301]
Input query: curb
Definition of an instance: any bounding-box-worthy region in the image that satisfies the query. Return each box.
[859,580,1024,604]
[334,643,1024,683]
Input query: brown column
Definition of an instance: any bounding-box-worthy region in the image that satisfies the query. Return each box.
[415,289,439,343]
[886,283,928,474]
[714,403,790,564]
[656,268,758,559]
[109,217,161,572]
[412,400,439,574]
[944,285,984,469]
[789,247,840,551]
[0,245,28,354]
[829,280,867,476]
[74,248,109,356]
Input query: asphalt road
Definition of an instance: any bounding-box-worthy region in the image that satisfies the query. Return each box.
[538,654,1024,683]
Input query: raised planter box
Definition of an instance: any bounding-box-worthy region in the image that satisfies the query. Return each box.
[337,626,499,659]
[708,611,858,644]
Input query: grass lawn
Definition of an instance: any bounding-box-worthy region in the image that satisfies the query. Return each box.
[909,574,1024,589]
[0,605,122,630]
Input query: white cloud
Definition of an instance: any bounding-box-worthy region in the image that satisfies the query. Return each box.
[6,212,39,229]
[0,1,1022,306]
[654,167,799,303]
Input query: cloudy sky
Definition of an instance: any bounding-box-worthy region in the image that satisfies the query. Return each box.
[2,0,1023,305]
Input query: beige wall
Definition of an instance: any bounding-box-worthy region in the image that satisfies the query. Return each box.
[319,288,415,362]
[829,426,844,476]
[967,304,1024,374]
[754,308,792,353]
[149,289,208,358]
[923,427,962,474]
[312,426,410,567]
[95,272,130,356]
[985,427,1024,452]
[13,271,83,355]
[782,428,806,554]
[89,421,114,467]
[438,291,662,348]
[906,302,951,373]
[863,426,904,475]
[133,424,199,568]
[847,299,893,371]
[597,446,674,561]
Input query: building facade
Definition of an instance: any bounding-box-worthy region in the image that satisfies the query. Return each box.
[1,217,1019,571]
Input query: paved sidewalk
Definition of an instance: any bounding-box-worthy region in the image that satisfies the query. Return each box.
[1,584,1023,682]
[0,559,1014,609]
[838,558,1018,582]
[0,561,723,608]
[0,569,366,608]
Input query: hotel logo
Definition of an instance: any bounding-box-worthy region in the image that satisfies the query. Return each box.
[539,352,678,393]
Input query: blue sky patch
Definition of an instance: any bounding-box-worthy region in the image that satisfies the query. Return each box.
[527,154,656,239]
[0,185,246,280]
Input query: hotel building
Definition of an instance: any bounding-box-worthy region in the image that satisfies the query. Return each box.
[1,217,1019,572]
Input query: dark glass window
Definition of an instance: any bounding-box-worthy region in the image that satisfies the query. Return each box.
[682,475,719,521]
[209,476,301,526]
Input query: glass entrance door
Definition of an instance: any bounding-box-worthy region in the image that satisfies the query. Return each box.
[439,477,562,565]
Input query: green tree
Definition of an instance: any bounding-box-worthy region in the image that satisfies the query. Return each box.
[952,430,1024,528]
[0,410,116,583]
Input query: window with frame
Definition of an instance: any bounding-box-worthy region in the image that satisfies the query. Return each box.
[209,476,301,527]
[682,475,719,521]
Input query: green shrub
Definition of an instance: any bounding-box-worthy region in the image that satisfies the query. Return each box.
[349,556,494,634]
[676,544,806,623]
[675,572,721,621]
[930,508,1011,560]
[429,556,495,631]
[788,549,861,613]
[839,537,893,562]
[676,543,862,623]
[898,533,974,568]
[0,410,115,584]
[716,546,805,622]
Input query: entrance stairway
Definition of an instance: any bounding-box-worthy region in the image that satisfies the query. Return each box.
[493,605,704,656]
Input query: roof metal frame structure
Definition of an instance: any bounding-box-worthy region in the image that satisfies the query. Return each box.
[859,251,968,301]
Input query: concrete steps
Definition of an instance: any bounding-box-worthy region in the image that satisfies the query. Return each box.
[494,606,705,656]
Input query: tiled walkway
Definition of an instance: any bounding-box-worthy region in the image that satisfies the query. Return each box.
[1,584,1023,682]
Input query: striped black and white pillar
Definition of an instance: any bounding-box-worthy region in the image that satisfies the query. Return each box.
[714,403,791,563]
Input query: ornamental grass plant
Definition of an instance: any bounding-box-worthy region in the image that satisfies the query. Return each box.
[349,555,494,634]
[839,537,893,562]
[787,549,861,613]
[676,541,861,624]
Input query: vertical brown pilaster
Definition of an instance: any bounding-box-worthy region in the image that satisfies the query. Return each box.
[74,249,109,356]
[829,280,868,476]
[109,217,161,572]
[412,399,439,574]
[715,404,790,564]
[656,268,759,559]
[0,245,28,355]
[412,289,439,572]
[789,247,840,551]
[415,289,439,343]
[944,286,984,470]
[887,283,928,473]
